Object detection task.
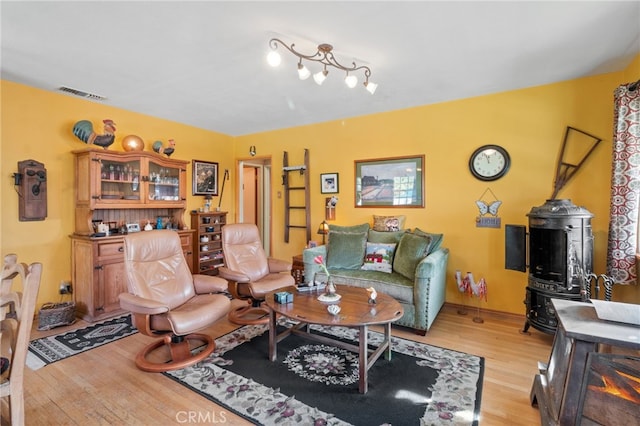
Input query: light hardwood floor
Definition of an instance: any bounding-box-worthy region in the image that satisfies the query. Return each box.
[20,303,553,425]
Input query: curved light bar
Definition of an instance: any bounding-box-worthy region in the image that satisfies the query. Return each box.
[268,38,377,94]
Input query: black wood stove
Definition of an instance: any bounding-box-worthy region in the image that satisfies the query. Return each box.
[506,199,594,334]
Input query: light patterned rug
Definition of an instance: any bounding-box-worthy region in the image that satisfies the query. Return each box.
[165,319,484,425]
[27,315,137,370]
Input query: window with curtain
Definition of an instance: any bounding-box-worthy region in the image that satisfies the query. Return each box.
[606,80,640,284]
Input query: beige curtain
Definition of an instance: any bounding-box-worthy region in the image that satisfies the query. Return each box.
[606,80,640,284]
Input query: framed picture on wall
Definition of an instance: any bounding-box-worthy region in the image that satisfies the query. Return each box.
[192,160,219,196]
[320,173,339,194]
[355,155,424,207]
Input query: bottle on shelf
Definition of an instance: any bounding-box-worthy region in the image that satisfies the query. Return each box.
[132,169,139,191]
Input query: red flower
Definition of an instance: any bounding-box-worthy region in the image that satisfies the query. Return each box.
[314,255,330,277]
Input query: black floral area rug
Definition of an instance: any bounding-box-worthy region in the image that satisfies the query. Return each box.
[165,319,484,425]
[27,315,137,369]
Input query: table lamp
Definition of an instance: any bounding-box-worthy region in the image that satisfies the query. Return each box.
[317,220,329,245]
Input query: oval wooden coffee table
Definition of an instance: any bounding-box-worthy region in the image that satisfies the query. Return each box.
[265,284,403,393]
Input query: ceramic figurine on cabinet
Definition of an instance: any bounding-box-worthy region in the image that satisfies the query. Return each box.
[152,139,176,157]
[72,119,116,149]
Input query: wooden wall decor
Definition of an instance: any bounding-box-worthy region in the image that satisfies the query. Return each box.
[551,126,602,199]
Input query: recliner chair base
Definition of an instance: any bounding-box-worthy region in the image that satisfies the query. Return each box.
[228,300,270,325]
[135,333,215,373]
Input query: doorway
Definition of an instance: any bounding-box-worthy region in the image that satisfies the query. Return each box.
[237,158,272,256]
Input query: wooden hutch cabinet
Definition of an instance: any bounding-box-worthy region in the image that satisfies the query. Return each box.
[71,148,194,322]
[190,211,227,275]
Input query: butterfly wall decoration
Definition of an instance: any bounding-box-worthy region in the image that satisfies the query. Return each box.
[475,188,502,228]
[476,200,502,216]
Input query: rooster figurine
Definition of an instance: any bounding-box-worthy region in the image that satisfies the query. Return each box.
[152,139,176,157]
[72,119,116,149]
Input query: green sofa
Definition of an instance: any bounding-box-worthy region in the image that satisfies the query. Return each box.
[302,223,449,335]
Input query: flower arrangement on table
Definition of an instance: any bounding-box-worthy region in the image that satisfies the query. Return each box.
[314,255,337,297]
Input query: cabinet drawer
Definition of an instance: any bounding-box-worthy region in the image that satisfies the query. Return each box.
[97,240,125,258]
[179,232,192,248]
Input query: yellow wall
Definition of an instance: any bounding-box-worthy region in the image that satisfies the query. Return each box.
[237,65,640,313]
[1,81,234,307]
[2,54,640,315]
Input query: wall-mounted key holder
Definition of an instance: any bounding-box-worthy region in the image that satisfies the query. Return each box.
[14,159,47,221]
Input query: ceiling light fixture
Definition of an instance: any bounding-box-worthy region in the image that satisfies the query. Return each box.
[268,38,377,94]
[297,61,311,80]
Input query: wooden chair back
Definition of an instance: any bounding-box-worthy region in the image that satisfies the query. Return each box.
[1,254,43,425]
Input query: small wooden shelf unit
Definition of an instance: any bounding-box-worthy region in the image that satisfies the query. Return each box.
[190,211,227,275]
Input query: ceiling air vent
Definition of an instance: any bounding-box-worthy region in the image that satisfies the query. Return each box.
[57,86,107,101]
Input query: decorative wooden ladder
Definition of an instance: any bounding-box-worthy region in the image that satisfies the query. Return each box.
[282,149,310,243]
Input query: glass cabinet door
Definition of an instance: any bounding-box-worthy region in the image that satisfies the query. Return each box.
[99,157,141,201]
[148,160,181,202]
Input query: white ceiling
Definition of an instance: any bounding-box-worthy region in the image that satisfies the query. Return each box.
[2,1,639,137]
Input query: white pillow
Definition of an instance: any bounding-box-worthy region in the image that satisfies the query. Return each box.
[361,242,397,273]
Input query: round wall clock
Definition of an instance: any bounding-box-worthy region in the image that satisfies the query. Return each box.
[469,145,511,181]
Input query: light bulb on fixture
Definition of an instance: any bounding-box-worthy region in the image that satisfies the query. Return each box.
[364,80,378,95]
[345,74,358,88]
[267,50,281,67]
[313,69,328,85]
[297,62,311,80]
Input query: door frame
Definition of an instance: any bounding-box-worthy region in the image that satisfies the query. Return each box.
[236,157,272,256]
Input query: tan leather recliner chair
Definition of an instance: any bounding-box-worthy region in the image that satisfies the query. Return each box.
[219,223,294,324]
[119,230,230,372]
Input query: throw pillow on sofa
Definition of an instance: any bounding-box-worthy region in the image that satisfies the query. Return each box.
[326,223,370,269]
[372,215,406,232]
[412,227,444,255]
[361,242,397,273]
[393,232,434,281]
[368,229,405,244]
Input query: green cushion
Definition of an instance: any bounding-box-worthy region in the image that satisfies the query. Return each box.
[368,229,405,244]
[392,232,433,281]
[326,223,370,269]
[412,227,443,254]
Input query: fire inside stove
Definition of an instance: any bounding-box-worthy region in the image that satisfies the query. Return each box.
[579,353,640,424]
